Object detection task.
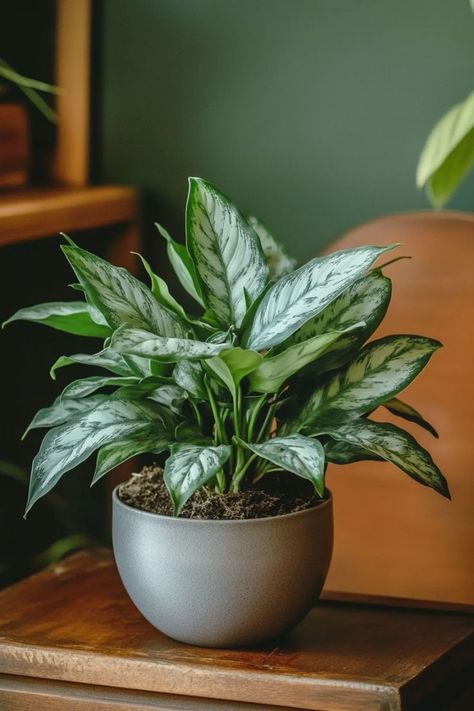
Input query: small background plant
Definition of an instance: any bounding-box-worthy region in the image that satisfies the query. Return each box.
[4,177,449,516]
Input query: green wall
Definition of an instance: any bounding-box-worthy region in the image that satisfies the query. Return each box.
[99,0,473,260]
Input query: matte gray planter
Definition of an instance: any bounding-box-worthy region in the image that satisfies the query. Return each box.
[112,487,333,648]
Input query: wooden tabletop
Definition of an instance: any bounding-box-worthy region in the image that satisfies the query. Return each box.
[0,550,472,711]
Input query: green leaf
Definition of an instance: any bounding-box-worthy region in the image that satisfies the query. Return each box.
[247,215,297,280]
[3,302,111,338]
[0,460,28,484]
[164,444,231,515]
[92,434,170,484]
[322,419,449,498]
[23,395,108,437]
[186,178,268,328]
[240,434,325,496]
[173,361,207,400]
[324,439,382,464]
[203,356,236,397]
[175,422,212,446]
[111,326,230,362]
[60,376,139,400]
[383,397,438,438]
[246,245,396,351]
[117,378,188,414]
[62,245,190,337]
[219,347,263,387]
[156,223,204,306]
[32,534,96,570]
[133,252,187,318]
[26,399,168,514]
[417,91,474,207]
[249,327,362,394]
[50,349,131,379]
[298,335,441,431]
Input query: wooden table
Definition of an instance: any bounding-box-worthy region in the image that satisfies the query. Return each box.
[0,551,472,710]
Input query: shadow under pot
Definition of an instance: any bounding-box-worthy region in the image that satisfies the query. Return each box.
[112,487,333,648]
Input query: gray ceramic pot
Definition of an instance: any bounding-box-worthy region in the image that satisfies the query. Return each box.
[112,487,333,648]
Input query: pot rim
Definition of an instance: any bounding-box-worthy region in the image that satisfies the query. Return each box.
[112,485,332,527]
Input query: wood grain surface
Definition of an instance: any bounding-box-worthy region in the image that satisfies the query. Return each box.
[0,185,138,245]
[322,211,474,607]
[0,551,472,710]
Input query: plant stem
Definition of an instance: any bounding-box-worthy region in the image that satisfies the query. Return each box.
[190,400,203,429]
[231,453,258,492]
[247,394,267,441]
[205,379,227,491]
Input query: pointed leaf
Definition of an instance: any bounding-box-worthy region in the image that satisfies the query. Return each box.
[23,395,107,437]
[60,376,138,400]
[134,252,187,318]
[298,335,441,431]
[50,349,131,379]
[246,245,396,350]
[3,301,111,338]
[241,434,325,496]
[164,444,231,515]
[186,178,268,328]
[250,327,363,394]
[204,356,236,397]
[92,434,170,484]
[247,215,297,279]
[322,419,449,498]
[62,245,190,337]
[156,223,204,306]
[26,399,167,513]
[111,326,229,362]
[383,397,438,438]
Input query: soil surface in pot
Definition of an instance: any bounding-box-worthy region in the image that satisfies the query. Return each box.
[118,466,324,520]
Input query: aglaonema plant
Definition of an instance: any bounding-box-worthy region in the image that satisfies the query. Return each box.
[4,177,449,516]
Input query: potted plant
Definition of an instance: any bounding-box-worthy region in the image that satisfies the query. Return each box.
[0,58,58,188]
[4,178,449,647]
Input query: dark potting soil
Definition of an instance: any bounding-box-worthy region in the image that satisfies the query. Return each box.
[118,466,324,520]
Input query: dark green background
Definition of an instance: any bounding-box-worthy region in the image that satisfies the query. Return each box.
[98,0,473,259]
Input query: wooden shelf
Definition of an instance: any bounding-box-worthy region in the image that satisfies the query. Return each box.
[0,550,472,710]
[0,185,139,246]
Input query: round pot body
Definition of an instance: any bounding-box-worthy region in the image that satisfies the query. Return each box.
[112,488,333,648]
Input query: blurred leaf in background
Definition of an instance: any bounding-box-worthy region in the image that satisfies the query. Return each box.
[0,460,96,588]
[417,91,474,207]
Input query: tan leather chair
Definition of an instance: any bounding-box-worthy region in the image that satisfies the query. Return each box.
[321,211,474,607]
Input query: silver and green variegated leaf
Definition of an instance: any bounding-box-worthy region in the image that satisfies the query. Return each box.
[156,222,204,306]
[186,178,268,328]
[249,326,363,394]
[240,435,325,496]
[246,245,396,351]
[322,419,449,497]
[60,376,139,400]
[117,378,188,414]
[247,215,297,280]
[324,438,383,464]
[3,301,111,338]
[50,349,132,379]
[111,326,230,362]
[164,444,231,515]
[277,270,391,371]
[26,398,168,514]
[23,395,107,437]
[298,335,441,432]
[382,397,438,438]
[62,245,190,337]
[92,434,171,484]
[173,361,207,400]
